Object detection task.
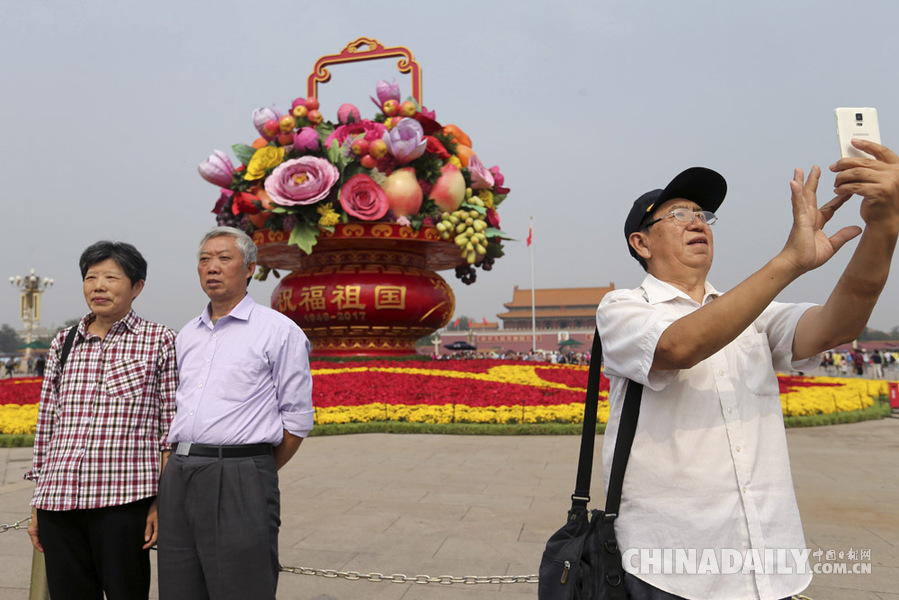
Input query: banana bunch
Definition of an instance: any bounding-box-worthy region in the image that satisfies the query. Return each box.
[436,202,489,264]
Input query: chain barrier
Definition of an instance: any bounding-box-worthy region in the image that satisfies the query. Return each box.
[1,516,31,533]
[4,514,537,586]
[279,565,538,585]
[1,517,818,594]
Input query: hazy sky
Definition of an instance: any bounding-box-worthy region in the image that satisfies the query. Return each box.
[4,0,899,336]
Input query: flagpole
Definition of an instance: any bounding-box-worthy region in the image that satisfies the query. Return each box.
[529,216,536,353]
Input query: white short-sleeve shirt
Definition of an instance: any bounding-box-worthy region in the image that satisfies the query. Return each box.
[596,274,820,600]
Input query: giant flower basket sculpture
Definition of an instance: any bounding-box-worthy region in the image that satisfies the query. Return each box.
[198,38,510,356]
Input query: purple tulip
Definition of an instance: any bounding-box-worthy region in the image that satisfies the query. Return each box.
[252,105,283,139]
[382,118,426,164]
[369,79,401,111]
[198,150,235,188]
[293,127,320,153]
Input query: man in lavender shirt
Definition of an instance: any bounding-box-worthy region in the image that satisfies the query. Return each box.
[157,226,314,600]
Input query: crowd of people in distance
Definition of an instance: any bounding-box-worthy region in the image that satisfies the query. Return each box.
[431,349,591,364]
[822,348,898,378]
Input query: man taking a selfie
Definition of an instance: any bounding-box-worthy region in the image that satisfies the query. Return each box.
[597,139,899,599]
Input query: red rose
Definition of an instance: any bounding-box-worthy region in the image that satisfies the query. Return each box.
[231,192,261,216]
[425,136,450,159]
[339,174,389,221]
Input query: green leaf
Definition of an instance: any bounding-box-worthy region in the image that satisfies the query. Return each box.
[460,202,487,215]
[288,221,321,254]
[492,193,507,207]
[484,227,512,240]
[327,140,343,166]
[232,144,256,166]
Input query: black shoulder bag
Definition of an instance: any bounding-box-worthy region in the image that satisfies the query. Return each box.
[537,327,643,600]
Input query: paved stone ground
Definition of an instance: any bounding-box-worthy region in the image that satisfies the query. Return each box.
[1,418,897,599]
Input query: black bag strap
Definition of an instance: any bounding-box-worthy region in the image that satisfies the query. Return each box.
[58,326,79,373]
[571,327,642,515]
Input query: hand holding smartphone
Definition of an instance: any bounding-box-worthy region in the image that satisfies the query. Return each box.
[835,107,881,159]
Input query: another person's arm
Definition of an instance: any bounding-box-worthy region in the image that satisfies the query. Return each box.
[271,324,314,470]
[25,331,67,552]
[143,328,179,549]
[274,431,303,470]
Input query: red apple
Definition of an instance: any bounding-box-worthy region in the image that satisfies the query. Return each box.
[399,100,417,117]
[360,155,377,169]
[263,119,280,138]
[381,168,422,217]
[307,109,323,126]
[382,99,399,117]
[304,97,320,111]
[277,132,293,146]
[351,138,370,156]
[368,138,388,158]
[278,115,296,133]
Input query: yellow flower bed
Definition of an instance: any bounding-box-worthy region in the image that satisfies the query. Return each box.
[0,404,40,435]
[0,371,891,433]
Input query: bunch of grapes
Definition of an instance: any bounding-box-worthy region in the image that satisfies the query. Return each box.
[454,264,477,285]
[435,206,489,265]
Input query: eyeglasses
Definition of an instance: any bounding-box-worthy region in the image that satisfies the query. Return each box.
[643,208,718,229]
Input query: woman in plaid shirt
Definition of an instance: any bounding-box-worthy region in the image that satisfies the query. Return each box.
[25,241,178,600]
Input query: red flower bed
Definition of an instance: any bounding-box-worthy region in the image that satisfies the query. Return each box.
[778,375,843,394]
[0,378,42,406]
[313,370,583,408]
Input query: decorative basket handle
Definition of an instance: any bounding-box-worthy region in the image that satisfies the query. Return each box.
[307,37,422,105]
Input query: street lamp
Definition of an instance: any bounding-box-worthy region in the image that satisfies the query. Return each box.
[9,269,53,374]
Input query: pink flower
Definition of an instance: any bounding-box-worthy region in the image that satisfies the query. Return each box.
[252,105,283,140]
[264,157,339,206]
[339,174,389,221]
[198,150,235,188]
[490,165,510,194]
[325,120,387,150]
[383,119,426,164]
[370,79,400,111]
[337,103,361,124]
[467,153,495,190]
[489,166,504,188]
[293,128,320,152]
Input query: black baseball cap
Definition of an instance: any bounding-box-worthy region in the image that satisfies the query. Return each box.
[624,167,727,261]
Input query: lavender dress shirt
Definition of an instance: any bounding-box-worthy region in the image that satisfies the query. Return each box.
[168,294,313,445]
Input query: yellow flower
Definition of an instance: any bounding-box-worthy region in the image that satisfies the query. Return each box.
[244,146,285,181]
[478,190,494,209]
[448,156,462,169]
[316,203,340,227]
[0,404,39,435]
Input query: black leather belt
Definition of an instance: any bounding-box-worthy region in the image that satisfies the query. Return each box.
[173,442,272,458]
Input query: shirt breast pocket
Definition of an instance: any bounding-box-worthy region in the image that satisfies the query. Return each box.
[734,332,779,395]
[217,358,270,402]
[104,359,148,398]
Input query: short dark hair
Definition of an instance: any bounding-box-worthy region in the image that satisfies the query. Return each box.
[79,241,147,285]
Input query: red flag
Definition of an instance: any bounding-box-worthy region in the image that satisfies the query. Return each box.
[453,317,460,328]
[483,317,488,326]
[526,224,532,246]
[468,319,473,328]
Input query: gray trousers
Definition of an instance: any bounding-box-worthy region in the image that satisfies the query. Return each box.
[157,453,280,600]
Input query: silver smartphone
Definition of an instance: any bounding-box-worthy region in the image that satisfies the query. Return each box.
[835,107,881,159]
